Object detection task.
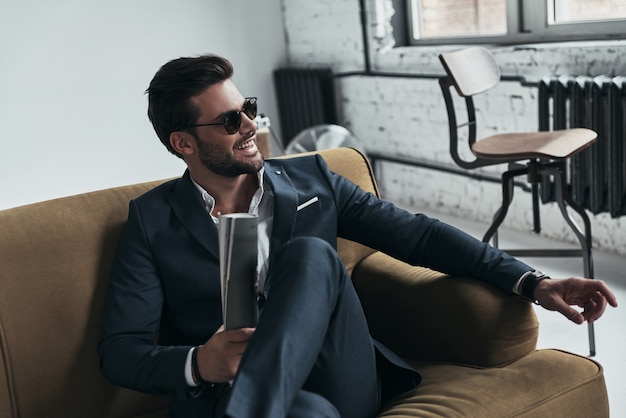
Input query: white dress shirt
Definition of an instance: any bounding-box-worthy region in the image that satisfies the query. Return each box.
[185,169,274,386]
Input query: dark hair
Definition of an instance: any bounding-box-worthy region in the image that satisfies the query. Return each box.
[146,54,234,156]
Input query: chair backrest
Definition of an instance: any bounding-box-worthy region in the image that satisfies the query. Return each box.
[438,47,502,169]
[439,47,501,97]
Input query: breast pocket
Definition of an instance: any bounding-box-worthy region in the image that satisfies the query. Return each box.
[296,196,320,212]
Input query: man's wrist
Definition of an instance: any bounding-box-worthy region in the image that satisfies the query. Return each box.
[191,345,208,385]
[191,345,217,388]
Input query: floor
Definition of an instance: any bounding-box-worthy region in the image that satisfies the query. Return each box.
[402,206,626,416]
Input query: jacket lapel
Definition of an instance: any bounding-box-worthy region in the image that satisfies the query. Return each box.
[264,161,298,252]
[166,170,220,261]
[166,162,300,260]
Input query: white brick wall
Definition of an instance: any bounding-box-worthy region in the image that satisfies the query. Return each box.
[282,0,626,257]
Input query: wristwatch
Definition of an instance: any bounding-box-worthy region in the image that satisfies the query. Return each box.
[521,270,550,302]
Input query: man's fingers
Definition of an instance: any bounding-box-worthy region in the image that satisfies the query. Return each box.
[565,309,585,324]
[582,291,608,323]
[224,327,255,342]
[537,278,617,325]
[600,286,619,307]
[587,280,618,307]
[551,297,585,324]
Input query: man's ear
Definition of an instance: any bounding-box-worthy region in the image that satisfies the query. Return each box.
[170,131,195,156]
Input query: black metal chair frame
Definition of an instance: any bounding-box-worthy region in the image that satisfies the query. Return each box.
[439,75,596,356]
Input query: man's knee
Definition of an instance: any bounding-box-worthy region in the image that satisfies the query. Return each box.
[264,236,347,296]
[272,237,343,273]
[278,236,336,257]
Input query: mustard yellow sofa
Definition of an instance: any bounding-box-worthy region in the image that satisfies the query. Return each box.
[0,147,609,417]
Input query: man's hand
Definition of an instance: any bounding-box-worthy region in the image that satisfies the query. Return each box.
[195,325,255,383]
[533,278,618,324]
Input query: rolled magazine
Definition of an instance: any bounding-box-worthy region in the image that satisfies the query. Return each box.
[218,213,259,330]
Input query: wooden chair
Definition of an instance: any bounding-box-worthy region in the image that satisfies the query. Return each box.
[438,46,599,355]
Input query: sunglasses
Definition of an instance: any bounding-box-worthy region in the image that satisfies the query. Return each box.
[185,97,258,134]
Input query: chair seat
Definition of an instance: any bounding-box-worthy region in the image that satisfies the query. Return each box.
[471,128,597,161]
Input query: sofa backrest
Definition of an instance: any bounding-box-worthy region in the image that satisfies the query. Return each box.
[0,147,378,418]
[0,179,172,418]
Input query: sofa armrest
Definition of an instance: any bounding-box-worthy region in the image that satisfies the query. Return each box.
[352,251,538,367]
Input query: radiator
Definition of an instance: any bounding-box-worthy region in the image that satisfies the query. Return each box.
[273,68,338,147]
[538,75,626,217]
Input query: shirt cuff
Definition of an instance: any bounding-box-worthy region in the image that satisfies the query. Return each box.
[185,347,200,387]
[513,271,534,295]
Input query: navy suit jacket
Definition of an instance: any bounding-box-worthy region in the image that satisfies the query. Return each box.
[99,153,531,399]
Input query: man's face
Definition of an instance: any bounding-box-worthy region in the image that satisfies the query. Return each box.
[188,80,264,177]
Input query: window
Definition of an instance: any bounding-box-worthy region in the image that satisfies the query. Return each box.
[407,0,626,45]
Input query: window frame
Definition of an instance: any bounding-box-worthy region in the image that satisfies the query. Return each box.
[406,0,626,46]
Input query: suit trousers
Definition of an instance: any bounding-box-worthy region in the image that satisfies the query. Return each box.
[219,236,381,418]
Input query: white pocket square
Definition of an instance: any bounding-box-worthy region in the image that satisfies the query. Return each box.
[297,196,319,211]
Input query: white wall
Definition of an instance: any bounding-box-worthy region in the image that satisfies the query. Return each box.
[0,0,286,210]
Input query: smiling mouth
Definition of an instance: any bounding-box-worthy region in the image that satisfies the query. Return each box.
[235,137,256,151]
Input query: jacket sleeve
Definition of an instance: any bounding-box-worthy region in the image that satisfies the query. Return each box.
[98,199,195,399]
[315,155,532,294]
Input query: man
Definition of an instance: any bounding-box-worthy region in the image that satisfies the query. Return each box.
[99,54,617,418]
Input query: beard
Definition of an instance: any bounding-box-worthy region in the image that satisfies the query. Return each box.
[195,135,264,177]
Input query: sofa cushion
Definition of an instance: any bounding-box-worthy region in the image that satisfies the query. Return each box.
[379,349,608,417]
[353,251,538,366]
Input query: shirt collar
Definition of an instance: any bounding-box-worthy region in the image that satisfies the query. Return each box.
[190,168,266,221]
